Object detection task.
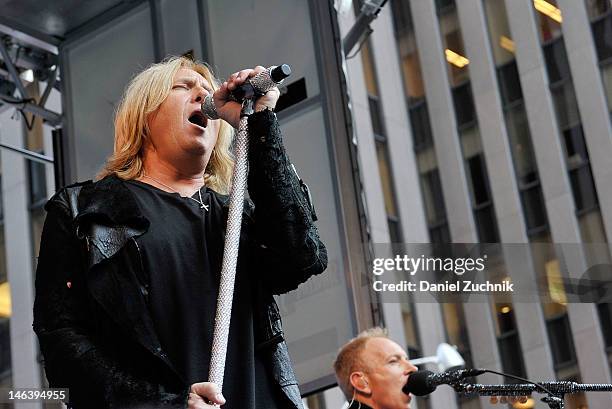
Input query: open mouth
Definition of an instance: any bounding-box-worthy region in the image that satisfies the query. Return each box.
[188,110,208,128]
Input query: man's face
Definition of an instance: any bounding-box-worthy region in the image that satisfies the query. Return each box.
[147,68,220,164]
[359,338,417,409]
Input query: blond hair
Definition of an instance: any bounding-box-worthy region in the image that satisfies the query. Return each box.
[333,327,389,400]
[97,56,234,194]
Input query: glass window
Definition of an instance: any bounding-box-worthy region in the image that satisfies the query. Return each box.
[399,299,430,409]
[497,61,523,106]
[602,64,612,110]
[483,0,515,66]
[560,125,600,214]
[390,0,448,245]
[544,38,571,84]
[493,304,528,379]
[368,96,385,137]
[562,125,590,169]
[475,205,499,243]
[391,0,426,102]
[521,185,549,234]
[597,303,612,348]
[421,169,447,226]
[440,303,481,408]
[416,153,451,244]
[401,54,426,102]
[436,0,455,14]
[466,153,499,242]
[444,30,470,86]
[27,159,47,207]
[483,0,551,242]
[375,139,399,225]
[452,82,477,127]
[579,211,611,268]
[590,11,612,61]
[585,0,612,20]
[531,235,568,315]
[400,302,420,351]
[467,154,492,206]
[441,303,473,365]
[0,166,10,389]
[505,104,538,185]
[410,101,433,150]
[390,0,414,39]
[534,0,564,43]
[552,83,581,130]
[547,313,577,369]
[361,42,379,97]
[429,224,451,244]
[361,40,402,242]
[388,216,402,243]
[0,317,10,386]
[439,8,470,86]
[569,166,598,213]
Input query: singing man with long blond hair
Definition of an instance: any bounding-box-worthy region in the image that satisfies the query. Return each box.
[33,56,327,409]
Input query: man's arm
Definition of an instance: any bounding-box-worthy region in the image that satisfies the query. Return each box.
[246,109,328,294]
[33,201,188,408]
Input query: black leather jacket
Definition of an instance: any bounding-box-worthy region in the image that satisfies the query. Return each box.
[33,110,328,408]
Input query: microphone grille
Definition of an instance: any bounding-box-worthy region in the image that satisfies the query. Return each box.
[201,95,219,120]
[403,370,436,397]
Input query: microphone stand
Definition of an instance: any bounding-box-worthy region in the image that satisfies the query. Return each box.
[452,380,612,408]
[204,66,290,392]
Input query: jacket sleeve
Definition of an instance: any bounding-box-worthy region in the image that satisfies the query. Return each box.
[33,198,188,408]
[246,109,328,295]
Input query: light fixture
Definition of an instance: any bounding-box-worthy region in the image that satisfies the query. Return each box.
[19,69,34,83]
[533,0,562,23]
[500,36,515,53]
[410,343,466,372]
[546,259,568,305]
[500,306,511,314]
[445,49,469,68]
[0,282,11,317]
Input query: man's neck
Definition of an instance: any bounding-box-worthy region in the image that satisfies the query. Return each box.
[140,149,207,196]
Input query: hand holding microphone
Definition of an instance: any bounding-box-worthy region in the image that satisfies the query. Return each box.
[202,64,291,128]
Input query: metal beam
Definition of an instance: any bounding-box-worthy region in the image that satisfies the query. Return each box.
[0,18,60,54]
[0,93,61,126]
[0,142,53,164]
[0,39,29,99]
[21,101,61,126]
[39,65,58,107]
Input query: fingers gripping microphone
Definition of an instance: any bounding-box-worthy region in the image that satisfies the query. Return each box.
[403,369,486,396]
[201,64,291,120]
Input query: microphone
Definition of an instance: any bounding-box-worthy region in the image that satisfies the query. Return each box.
[201,64,291,119]
[403,369,485,396]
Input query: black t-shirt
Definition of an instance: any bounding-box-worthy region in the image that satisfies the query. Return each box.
[125,180,281,409]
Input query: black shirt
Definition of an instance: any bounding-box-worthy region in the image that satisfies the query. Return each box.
[125,180,280,409]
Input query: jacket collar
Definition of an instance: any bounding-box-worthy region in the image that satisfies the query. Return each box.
[76,174,149,230]
[75,174,250,228]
